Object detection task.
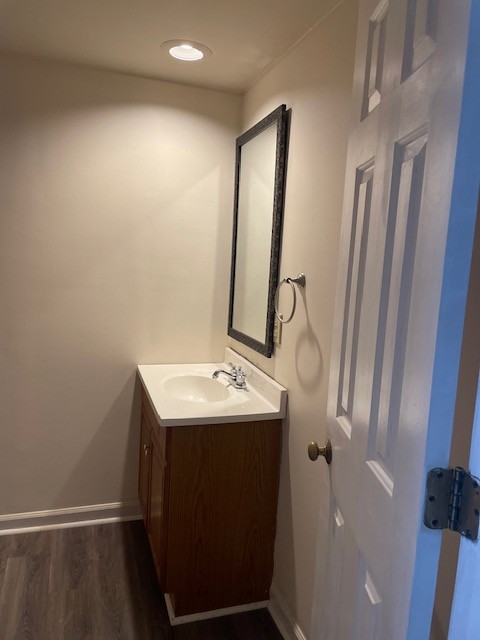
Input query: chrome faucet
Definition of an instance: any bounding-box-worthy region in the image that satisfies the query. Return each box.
[212,363,247,389]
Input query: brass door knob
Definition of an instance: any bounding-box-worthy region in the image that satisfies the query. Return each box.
[308,439,332,464]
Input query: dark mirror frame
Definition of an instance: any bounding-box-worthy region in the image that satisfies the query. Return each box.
[227,104,289,358]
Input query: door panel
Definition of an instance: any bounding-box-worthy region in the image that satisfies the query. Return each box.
[354,561,382,640]
[367,129,427,487]
[402,0,438,79]
[332,506,361,640]
[362,0,388,119]
[337,160,374,438]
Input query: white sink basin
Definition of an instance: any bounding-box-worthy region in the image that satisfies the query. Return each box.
[137,348,287,427]
[163,375,230,403]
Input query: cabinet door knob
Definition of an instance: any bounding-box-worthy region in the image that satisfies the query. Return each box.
[308,439,332,464]
[144,444,151,456]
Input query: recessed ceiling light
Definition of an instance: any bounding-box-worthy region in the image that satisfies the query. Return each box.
[161,40,212,62]
[170,44,203,61]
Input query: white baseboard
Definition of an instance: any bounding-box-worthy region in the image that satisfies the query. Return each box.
[0,500,142,536]
[164,593,269,626]
[267,584,308,640]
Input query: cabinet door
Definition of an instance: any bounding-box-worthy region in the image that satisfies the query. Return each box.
[138,414,151,523]
[148,438,168,586]
[166,420,282,616]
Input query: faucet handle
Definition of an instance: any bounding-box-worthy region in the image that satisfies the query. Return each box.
[228,362,238,372]
[236,367,246,386]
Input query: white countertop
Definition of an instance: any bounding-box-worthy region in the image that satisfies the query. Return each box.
[137,348,287,427]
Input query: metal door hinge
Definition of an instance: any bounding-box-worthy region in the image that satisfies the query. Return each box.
[424,467,480,541]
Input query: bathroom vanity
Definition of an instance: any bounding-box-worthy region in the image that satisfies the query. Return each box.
[137,349,287,624]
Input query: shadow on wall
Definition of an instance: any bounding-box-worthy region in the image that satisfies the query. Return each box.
[294,288,323,394]
[53,371,142,510]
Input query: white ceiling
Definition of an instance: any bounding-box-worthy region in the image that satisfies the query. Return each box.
[0,0,338,92]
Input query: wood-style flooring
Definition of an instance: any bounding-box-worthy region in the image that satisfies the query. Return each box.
[0,520,284,640]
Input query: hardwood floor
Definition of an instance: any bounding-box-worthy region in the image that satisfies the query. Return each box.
[0,521,284,640]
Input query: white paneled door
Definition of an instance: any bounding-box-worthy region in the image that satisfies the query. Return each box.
[312,0,480,639]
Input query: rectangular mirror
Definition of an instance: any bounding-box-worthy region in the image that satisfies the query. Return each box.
[228,105,289,357]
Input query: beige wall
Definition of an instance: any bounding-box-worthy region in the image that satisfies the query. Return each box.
[229,0,358,634]
[0,54,241,515]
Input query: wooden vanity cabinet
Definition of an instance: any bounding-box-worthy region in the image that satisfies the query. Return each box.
[138,387,282,618]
